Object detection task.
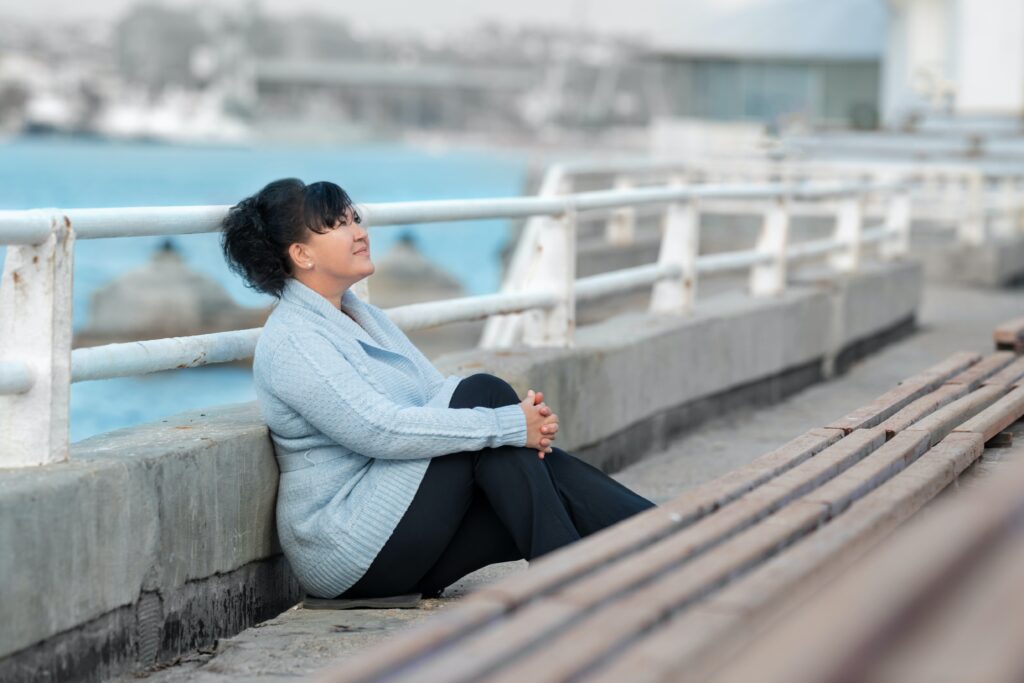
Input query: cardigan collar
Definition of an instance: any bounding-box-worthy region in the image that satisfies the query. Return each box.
[280,278,387,350]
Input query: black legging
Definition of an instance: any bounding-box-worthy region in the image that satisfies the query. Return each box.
[338,373,656,599]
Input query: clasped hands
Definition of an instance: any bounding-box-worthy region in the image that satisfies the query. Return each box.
[518,389,559,459]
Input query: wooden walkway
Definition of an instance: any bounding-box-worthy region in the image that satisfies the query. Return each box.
[308,337,1024,683]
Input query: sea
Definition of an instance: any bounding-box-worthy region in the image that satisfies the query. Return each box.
[0,136,529,442]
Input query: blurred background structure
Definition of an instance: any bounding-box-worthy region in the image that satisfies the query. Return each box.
[0,0,886,144]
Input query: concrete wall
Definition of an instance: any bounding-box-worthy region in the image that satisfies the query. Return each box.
[0,260,921,682]
[0,406,302,682]
[917,236,1024,287]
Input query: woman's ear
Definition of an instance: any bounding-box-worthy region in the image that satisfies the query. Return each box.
[289,242,314,271]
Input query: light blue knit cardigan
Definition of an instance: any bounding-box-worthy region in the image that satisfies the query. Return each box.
[252,278,528,598]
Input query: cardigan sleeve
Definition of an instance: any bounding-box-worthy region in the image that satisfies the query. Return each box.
[269,331,528,460]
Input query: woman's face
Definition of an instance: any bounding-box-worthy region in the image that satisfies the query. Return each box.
[295,206,374,285]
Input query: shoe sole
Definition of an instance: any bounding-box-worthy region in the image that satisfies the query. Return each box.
[301,593,421,610]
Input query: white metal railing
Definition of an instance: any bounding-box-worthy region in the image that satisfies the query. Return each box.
[0,173,911,467]
[479,158,927,348]
[546,156,1024,246]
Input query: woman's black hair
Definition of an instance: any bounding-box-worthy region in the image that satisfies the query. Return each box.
[220,178,361,297]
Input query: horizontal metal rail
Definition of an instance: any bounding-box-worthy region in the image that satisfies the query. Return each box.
[697,250,774,274]
[785,238,845,261]
[72,329,263,383]
[0,361,34,394]
[0,181,905,246]
[576,262,682,302]
[386,291,559,332]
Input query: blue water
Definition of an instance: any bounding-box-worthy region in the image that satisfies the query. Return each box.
[0,137,528,442]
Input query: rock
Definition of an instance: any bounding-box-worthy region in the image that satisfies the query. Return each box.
[365,232,464,308]
[75,240,269,348]
[366,233,481,359]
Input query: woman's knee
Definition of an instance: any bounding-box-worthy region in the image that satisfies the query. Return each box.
[449,373,519,409]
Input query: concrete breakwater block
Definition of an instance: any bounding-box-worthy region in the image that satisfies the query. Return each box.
[917,235,1024,287]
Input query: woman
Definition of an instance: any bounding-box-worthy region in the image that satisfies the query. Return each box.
[221,178,655,603]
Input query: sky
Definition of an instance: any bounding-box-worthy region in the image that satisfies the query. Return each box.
[2,0,763,38]
[3,0,885,57]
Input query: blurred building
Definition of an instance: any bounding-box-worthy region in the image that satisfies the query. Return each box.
[115,4,206,90]
[641,0,885,129]
[883,0,1024,128]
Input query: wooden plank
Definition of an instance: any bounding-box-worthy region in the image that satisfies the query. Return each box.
[584,607,744,683]
[953,385,1024,442]
[585,433,986,683]
[944,351,1016,390]
[827,352,981,433]
[877,384,969,438]
[981,355,1024,387]
[483,501,830,683]
[311,598,505,683]
[554,429,883,606]
[904,385,1008,446]
[470,427,843,607]
[383,601,578,683]
[703,456,1024,683]
[993,316,1024,351]
[863,530,1024,683]
[803,430,931,516]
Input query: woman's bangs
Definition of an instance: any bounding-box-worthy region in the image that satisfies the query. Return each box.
[303,181,356,234]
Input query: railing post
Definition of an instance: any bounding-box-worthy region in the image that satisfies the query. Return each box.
[880,189,912,259]
[1016,175,1024,232]
[521,207,576,348]
[650,199,700,314]
[830,195,863,273]
[958,170,987,245]
[0,210,74,467]
[480,167,570,349]
[606,176,636,246]
[749,198,790,296]
[993,175,1018,239]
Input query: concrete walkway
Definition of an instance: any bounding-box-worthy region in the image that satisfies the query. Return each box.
[113,282,1023,683]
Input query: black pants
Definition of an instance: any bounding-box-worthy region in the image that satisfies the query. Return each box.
[338,373,656,599]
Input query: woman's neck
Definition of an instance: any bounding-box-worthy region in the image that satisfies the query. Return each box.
[293,271,350,310]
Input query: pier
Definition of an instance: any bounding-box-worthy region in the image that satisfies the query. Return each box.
[2,150,1024,682]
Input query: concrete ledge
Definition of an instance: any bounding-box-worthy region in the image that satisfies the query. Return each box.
[0,405,299,682]
[1,557,299,683]
[918,235,1024,287]
[0,260,922,682]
